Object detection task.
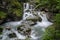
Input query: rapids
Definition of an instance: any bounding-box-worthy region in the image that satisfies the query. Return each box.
[0,3,53,40]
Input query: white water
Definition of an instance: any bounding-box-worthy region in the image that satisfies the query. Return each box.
[0,3,53,40]
[11,29,26,39]
[30,11,53,40]
[35,11,53,28]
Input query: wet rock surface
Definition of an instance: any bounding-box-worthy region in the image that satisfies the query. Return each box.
[8,33,16,38]
[17,21,34,36]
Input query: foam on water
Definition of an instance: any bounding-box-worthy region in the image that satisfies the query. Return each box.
[34,11,53,28]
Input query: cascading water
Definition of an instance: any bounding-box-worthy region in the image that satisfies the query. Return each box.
[30,11,53,40]
[0,3,53,40]
[35,11,53,28]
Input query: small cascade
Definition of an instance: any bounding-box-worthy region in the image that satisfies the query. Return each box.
[24,3,29,10]
[35,11,53,28]
[32,11,53,40]
[24,3,29,12]
[23,3,35,20]
[30,30,39,40]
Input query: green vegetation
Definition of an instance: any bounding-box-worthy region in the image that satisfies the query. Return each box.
[12,9,22,17]
[54,14,60,40]
[42,14,60,40]
[42,25,55,40]
[0,11,6,19]
[34,0,60,13]
[8,0,23,16]
[0,0,23,19]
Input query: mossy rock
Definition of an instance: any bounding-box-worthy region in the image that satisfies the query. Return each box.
[26,18,42,22]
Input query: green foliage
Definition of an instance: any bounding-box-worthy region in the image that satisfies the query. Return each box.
[10,0,22,8]
[43,14,60,40]
[0,11,6,19]
[54,14,60,23]
[55,0,60,9]
[34,0,60,12]
[54,14,60,40]
[55,30,60,40]
[53,14,60,29]
[13,9,22,17]
[0,0,23,20]
[42,25,55,40]
[34,0,48,9]
[4,0,23,17]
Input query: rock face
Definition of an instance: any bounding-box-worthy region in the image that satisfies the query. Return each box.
[0,20,4,25]
[46,12,54,22]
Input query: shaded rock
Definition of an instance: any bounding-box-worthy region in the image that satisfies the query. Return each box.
[46,12,54,22]
[17,21,34,36]
[8,33,16,38]
[0,20,4,25]
[0,27,3,34]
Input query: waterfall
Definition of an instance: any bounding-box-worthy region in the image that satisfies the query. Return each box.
[0,3,53,40]
[23,3,35,20]
[31,11,53,40]
[35,11,53,28]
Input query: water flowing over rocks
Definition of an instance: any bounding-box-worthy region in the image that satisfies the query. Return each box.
[0,3,53,40]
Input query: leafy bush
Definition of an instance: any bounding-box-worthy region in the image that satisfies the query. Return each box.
[34,0,60,12]
[42,25,55,40]
[12,9,22,17]
[0,11,7,19]
[42,14,60,40]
